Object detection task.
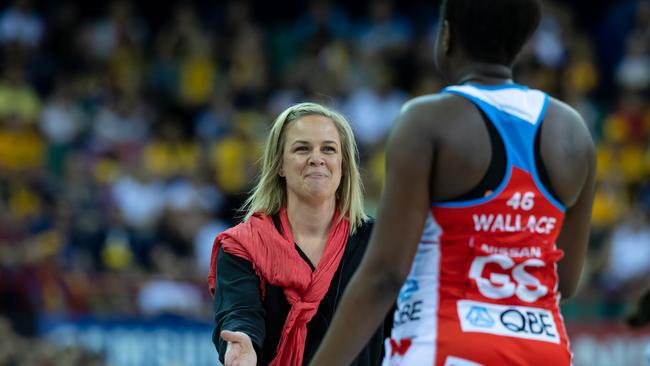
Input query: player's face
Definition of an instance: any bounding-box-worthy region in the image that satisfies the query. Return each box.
[280,115,343,205]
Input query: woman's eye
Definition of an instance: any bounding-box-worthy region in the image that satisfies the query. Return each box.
[324,146,336,153]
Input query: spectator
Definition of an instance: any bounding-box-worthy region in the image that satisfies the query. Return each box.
[0,0,43,49]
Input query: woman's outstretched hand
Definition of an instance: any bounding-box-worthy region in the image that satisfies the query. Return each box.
[221,330,257,366]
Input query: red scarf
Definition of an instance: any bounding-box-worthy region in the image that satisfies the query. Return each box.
[208,207,350,366]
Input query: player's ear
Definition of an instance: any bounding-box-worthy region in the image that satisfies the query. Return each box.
[441,20,452,55]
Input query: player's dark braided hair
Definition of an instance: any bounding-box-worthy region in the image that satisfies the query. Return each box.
[440,0,542,65]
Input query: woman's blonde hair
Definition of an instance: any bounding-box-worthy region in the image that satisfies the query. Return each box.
[242,102,367,233]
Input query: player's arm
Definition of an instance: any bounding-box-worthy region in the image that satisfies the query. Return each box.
[309,97,436,366]
[553,106,596,300]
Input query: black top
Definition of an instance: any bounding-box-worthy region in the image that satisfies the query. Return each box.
[213,217,385,366]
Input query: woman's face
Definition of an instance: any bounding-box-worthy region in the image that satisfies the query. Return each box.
[280,115,343,205]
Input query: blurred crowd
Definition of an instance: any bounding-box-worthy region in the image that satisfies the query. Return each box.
[0,0,649,361]
[0,316,104,365]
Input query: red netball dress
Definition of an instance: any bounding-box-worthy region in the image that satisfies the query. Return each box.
[383,84,572,366]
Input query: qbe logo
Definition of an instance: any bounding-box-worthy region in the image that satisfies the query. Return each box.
[398,279,419,302]
[457,300,560,343]
[466,306,494,328]
[395,278,421,327]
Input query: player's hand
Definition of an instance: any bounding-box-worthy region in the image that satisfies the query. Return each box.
[221,330,257,366]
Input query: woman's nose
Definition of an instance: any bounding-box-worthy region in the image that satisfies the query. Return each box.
[308,151,325,165]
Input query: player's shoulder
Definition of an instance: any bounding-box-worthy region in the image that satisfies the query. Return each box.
[397,92,464,132]
[400,92,463,116]
[385,94,452,157]
[546,97,585,125]
[544,96,595,151]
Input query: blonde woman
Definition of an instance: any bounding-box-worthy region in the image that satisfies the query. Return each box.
[208,103,384,366]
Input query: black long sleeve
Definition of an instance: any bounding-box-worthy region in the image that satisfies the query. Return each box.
[213,248,266,364]
[212,219,384,366]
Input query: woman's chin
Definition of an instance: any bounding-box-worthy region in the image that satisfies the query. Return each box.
[302,187,336,202]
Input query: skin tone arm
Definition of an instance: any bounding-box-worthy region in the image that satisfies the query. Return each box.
[549,104,597,300]
[555,148,595,300]
[309,99,436,366]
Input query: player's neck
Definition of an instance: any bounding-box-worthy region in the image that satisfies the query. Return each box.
[451,62,513,86]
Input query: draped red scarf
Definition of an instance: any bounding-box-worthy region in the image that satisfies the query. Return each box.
[208,207,350,366]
